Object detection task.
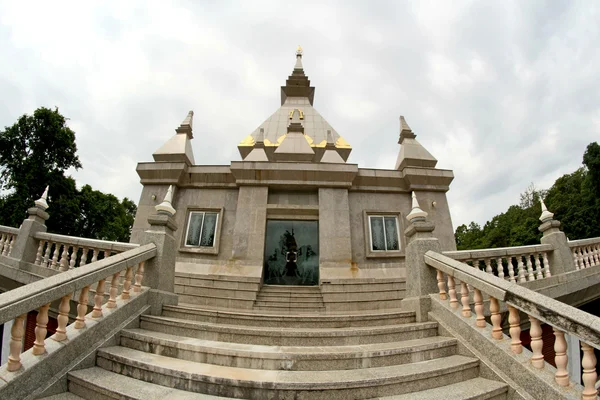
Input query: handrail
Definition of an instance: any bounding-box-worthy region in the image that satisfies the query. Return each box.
[568,237,600,248]
[0,243,156,372]
[0,225,20,235]
[425,250,600,398]
[34,231,138,252]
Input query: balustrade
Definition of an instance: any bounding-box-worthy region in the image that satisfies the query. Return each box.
[0,243,154,372]
[444,244,553,283]
[570,239,600,270]
[0,227,19,257]
[32,232,137,271]
[427,251,599,399]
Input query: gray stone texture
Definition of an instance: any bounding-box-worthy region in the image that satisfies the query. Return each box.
[231,186,268,264]
[9,207,48,264]
[539,220,576,275]
[318,188,352,268]
[139,213,178,293]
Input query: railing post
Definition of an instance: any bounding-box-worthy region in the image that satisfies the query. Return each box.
[539,199,576,274]
[401,192,440,322]
[8,187,50,264]
[139,185,179,293]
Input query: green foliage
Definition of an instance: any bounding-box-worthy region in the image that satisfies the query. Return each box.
[0,107,136,242]
[456,142,600,250]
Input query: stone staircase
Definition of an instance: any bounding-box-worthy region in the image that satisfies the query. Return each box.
[43,303,509,399]
[253,284,325,313]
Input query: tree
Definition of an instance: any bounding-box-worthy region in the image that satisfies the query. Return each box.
[0,107,136,241]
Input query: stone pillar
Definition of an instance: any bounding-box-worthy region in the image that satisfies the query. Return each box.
[231,186,268,265]
[10,188,49,264]
[139,186,178,293]
[401,192,441,321]
[318,188,352,269]
[539,199,575,275]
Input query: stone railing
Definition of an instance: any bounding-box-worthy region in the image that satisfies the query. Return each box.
[32,232,138,271]
[0,225,19,257]
[425,250,599,400]
[443,244,553,283]
[0,243,156,372]
[569,238,600,270]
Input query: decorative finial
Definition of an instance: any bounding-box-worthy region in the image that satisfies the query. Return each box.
[155,185,176,216]
[407,192,428,223]
[294,46,304,70]
[296,45,303,56]
[256,128,265,144]
[326,130,334,145]
[175,110,194,138]
[34,186,49,210]
[539,198,554,223]
[400,116,412,133]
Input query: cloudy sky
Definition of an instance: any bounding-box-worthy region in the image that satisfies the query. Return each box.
[1,0,598,228]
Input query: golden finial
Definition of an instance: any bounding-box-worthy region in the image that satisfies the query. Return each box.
[296,45,303,56]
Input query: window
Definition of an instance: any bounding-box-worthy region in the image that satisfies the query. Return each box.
[185,211,219,247]
[369,215,400,251]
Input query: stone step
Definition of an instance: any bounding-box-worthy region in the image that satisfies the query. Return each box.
[322,289,404,302]
[256,292,324,299]
[68,367,233,399]
[96,346,481,399]
[39,393,85,400]
[254,300,325,307]
[176,284,257,300]
[161,304,417,327]
[175,273,261,291]
[255,294,324,302]
[119,328,458,371]
[139,315,439,346]
[325,298,404,311]
[377,377,508,400]
[177,294,255,309]
[259,285,322,293]
[321,281,406,293]
[252,306,326,314]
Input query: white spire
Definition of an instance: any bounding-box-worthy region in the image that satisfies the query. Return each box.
[155,185,176,216]
[34,186,49,210]
[406,192,428,223]
[539,198,554,222]
[294,45,303,70]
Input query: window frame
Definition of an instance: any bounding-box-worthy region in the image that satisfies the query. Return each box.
[180,207,224,255]
[363,210,404,258]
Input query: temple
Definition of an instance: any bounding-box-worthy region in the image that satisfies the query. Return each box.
[1,48,600,400]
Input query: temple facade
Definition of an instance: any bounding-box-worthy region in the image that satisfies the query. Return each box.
[131,47,456,311]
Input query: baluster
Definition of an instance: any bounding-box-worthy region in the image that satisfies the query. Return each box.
[75,285,90,329]
[58,244,69,271]
[534,254,544,280]
[133,261,145,292]
[447,275,458,308]
[526,254,535,281]
[581,342,598,399]
[92,278,106,318]
[529,316,544,368]
[53,294,72,341]
[588,247,596,267]
[507,257,516,282]
[104,249,112,259]
[0,233,5,254]
[69,246,79,269]
[91,248,98,263]
[573,249,580,270]
[436,270,447,300]
[497,257,505,279]
[460,282,471,318]
[32,304,50,355]
[42,240,52,268]
[8,235,15,254]
[542,252,552,278]
[34,240,45,265]
[1,235,9,256]
[489,297,502,339]
[591,244,599,265]
[508,306,522,354]
[485,258,493,275]
[553,328,569,386]
[7,314,26,371]
[51,243,60,269]
[121,266,134,300]
[107,272,120,308]
[517,256,526,283]
[581,248,589,269]
[473,288,485,327]
[80,247,88,266]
